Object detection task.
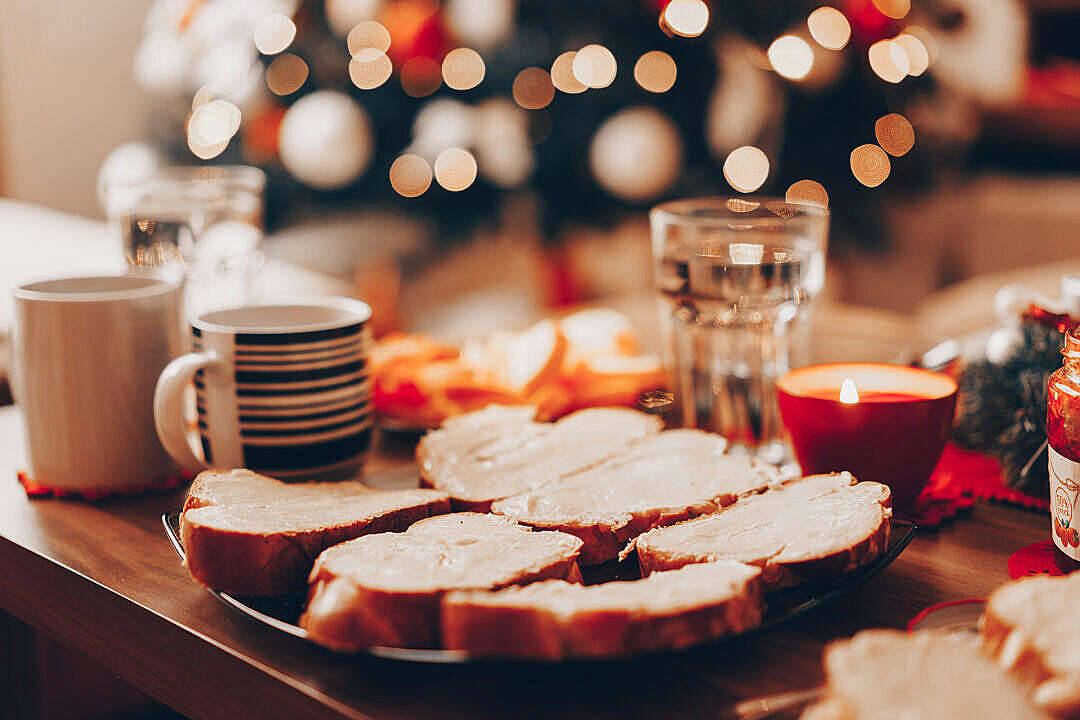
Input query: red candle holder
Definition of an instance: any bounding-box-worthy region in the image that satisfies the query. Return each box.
[777,363,958,512]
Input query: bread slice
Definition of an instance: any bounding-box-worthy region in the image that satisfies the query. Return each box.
[181,470,450,596]
[634,473,892,587]
[802,630,1049,720]
[442,560,763,660]
[183,468,383,511]
[983,572,1080,717]
[417,405,662,511]
[490,430,781,565]
[299,513,584,651]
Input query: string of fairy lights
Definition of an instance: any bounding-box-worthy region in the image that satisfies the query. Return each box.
[183,0,937,205]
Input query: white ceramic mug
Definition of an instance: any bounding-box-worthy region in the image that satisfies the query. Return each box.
[154,298,373,481]
[12,275,186,491]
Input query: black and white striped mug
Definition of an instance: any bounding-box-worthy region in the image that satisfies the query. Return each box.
[154,297,373,481]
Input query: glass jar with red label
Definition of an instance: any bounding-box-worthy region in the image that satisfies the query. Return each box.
[1048,329,1080,559]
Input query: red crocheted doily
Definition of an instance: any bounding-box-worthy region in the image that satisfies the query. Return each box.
[901,444,1048,528]
[18,470,192,501]
[1008,540,1080,579]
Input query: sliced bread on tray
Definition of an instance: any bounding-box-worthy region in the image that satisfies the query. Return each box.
[181,469,450,596]
[982,572,1080,717]
[183,468,384,511]
[801,630,1049,720]
[299,513,584,651]
[633,472,892,587]
[442,560,763,660]
[416,405,662,511]
[490,430,781,565]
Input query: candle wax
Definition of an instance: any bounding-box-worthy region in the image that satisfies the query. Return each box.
[803,390,930,403]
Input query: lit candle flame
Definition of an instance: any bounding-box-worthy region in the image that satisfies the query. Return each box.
[840,377,860,404]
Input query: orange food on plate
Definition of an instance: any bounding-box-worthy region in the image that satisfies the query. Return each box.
[371,310,666,427]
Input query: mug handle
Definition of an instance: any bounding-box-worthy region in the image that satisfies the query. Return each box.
[154,352,223,472]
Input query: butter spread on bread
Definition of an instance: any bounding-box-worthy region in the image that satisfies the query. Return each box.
[300,513,584,650]
[181,469,450,596]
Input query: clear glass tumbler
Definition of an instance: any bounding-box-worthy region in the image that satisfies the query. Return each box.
[649,197,829,463]
[104,165,267,316]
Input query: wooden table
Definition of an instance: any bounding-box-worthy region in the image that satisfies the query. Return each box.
[0,405,1049,720]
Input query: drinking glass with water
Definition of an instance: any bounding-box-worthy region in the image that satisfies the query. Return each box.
[104,165,267,316]
[650,198,829,464]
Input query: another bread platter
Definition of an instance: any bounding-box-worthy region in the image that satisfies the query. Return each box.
[163,509,914,663]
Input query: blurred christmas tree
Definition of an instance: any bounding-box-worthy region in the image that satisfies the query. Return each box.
[122,0,1028,249]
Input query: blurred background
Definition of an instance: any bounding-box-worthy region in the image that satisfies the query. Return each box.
[2,0,1080,349]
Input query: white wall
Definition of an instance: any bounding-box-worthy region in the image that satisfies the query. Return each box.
[0,0,153,218]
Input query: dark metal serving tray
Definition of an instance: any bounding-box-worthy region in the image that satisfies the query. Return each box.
[163,511,915,663]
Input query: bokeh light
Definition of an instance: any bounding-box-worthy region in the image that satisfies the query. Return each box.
[187,99,241,160]
[662,0,709,38]
[446,0,515,49]
[551,51,587,94]
[349,52,392,90]
[188,136,229,161]
[726,198,760,213]
[442,48,486,91]
[253,13,296,55]
[434,148,478,191]
[894,33,929,76]
[634,51,677,93]
[589,106,683,201]
[868,39,909,83]
[266,53,309,96]
[189,99,241,147]
[401,56,442,97]
[850,144,891,187]
[572,45,617,89]
[905,25,938,66]
[192,84,214,110]
[278,91,373,189]
[871,0,910,19]
[512,67,555,109]
[874,113,915,156]
[347,21,392,59]
[785,179,829,208]
[389,153,433,197]
[767,35,814,80]
[723,146,770,193]
[325,0,381,37]
[807,7,851,51]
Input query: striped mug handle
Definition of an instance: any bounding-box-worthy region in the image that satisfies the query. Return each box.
[154,351,224,472]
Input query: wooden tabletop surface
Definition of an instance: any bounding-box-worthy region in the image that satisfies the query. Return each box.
[0,404,1050,720]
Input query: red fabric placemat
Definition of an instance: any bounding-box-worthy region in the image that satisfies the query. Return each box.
[18,470,192,501]
[936,444,1050,511]
[895,444,1046,528]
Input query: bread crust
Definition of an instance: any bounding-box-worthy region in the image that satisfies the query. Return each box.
[300,555,583,650]
[441,567,764,660]
[182,495,450,596]
[417,470,496,513]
